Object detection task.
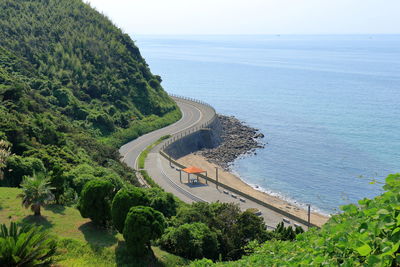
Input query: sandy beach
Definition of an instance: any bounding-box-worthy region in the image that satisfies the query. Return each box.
[177,153,330,227]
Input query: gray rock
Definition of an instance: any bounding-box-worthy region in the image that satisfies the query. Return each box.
[195,114,266,170]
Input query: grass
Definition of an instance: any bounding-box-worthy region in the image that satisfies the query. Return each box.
[138,135,171,169]
[0,187,190,266]
[137,135,171,188]
[140,170,160,188]
[55,239,190,267]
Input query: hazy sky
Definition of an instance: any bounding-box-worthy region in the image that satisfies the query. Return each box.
[85,0,400,35]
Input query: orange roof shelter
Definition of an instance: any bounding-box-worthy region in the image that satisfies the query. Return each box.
[182,166,206,174]
[180,166,208,184]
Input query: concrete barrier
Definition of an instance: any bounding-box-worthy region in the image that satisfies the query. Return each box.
[160,150,318,228]
[160,95,319,229]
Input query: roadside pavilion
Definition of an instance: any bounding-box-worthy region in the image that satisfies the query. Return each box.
[180,166,208,184]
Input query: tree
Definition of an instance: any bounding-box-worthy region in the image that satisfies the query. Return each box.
[77,179,114,226]
[0,222,57,266]
[111,186,149,233]
[2,155,46,187]
[272,222,303,241]
[147,188,177,218]
[19,173,55,216]
[171,202,270,260]
[231,211,270,259]
[123,206,166,256]
[0,140,11,180]
[159,222,219,260]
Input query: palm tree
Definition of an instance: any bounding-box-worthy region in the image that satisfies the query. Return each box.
[19,173,55,216]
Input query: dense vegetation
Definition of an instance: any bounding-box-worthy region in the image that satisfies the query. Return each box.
[123,206,166,256]
[159,202,302,261]
[0,187,190,266]
[0,0,180,203]
[1,1,398,266]
[192,174,400,266]
[0,222,57,266]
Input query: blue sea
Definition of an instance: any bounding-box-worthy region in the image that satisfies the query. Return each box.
[134,35,400,214]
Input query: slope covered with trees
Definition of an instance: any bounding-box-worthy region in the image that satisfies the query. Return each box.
[193,174,400,266]
[0,0,180,201]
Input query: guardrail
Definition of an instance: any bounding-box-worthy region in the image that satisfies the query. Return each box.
[161,94,218,151]
[159,94,319,229]
[169,93,216,112]
[159,150,318,229]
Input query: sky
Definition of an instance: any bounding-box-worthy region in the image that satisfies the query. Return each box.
[85,0,400,35]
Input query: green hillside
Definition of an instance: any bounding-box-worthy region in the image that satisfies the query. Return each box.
[0,0,181,199]
[0,187,189,266]
[192,174,400,266]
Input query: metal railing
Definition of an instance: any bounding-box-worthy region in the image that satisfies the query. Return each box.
[157,94,320,229]
[161,94,218,151]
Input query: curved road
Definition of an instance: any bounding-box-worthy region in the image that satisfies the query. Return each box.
[119,96,308,229]
[119,96,215,188]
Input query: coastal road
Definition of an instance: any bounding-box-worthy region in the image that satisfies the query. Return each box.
[119,96,215,188]
[120,96,308,229]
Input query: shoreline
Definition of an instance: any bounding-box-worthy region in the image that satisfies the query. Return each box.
[195,114,265,170]
[178,114,330,227]
[177,153,330,227]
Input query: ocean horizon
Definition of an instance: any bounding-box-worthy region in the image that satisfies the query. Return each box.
[134,34,400,214]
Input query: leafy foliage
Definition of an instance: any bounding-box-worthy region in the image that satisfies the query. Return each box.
[159,222,219,260]
[192,174,400,266]
[0,222,57,266]
[167,202,274,261]
[0,139,11,180]
[78,179,115,226]
[2,155,46,187]
[123,206,166,256]
[271,222,304,241]
[0,0,180,203]
[19,172,55,216]
[147,187,178,218]
[111,186,150,233]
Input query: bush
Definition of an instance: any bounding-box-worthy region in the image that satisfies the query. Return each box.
[0,222,57,266]
[230,211,271,259]
[78,179,114,226]
[123,206,166,256]
[2,155,46,187]
[171,202,274,261]
[159,222,219,260]
[192,174,400,266]
[147,187,177,218]
[111,186,149,233]
[272,222,304,241]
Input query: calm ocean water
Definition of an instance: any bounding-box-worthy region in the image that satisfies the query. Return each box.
[134,35,400,214]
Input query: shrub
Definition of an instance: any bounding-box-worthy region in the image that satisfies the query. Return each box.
[159,222,219,260]
[111,186,149,233]
[0,222,57,266]
[147,187,177,218]
[0,139,11,180]
[2,155,46,187]
[272,222,304,241]
[78,179,114,226]
[123,206,166,256]
[191,174,400,266]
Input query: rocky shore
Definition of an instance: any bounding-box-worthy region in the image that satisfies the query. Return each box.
[195,114,265,170]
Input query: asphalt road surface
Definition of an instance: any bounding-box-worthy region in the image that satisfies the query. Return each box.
[119,96,308,229]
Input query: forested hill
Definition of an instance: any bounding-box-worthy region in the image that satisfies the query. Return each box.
[0,0,180,199]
